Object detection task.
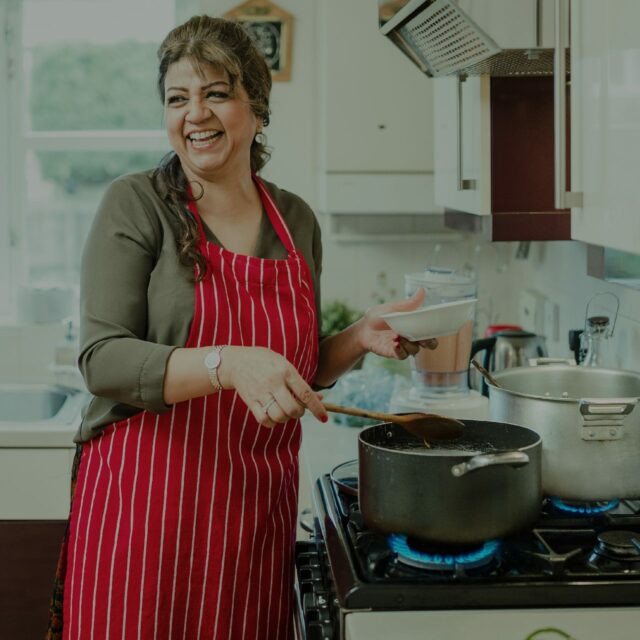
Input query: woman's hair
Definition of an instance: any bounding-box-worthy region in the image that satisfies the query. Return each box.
[152,15,272,280]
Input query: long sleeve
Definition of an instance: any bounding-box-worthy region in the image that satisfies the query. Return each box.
[78,177,176,413]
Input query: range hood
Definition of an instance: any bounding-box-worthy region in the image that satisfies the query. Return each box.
[379,0,562,77]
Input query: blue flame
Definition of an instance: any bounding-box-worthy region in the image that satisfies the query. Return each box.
[550,497,620,515]
[388,534,500,567]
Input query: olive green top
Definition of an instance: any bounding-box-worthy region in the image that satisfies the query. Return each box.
[76,171,322,443]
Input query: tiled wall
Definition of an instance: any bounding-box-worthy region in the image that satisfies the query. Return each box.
[319,223,640,372]
[506,241,640,371]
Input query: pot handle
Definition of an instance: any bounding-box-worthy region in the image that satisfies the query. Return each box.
[579,397,638,440]
[528,357,576,366]
[451,451,530,477]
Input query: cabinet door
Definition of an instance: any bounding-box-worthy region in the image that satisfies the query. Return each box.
[434,75,491,216]
[571,0,640,254]
[320,0,433,172]
[0,520,67,639]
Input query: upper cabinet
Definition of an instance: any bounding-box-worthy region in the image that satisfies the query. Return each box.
[570,0,640,255]
[317,0,438,214]
[434,72,571,241]
[434,75,491,218]
[320,0,432,173]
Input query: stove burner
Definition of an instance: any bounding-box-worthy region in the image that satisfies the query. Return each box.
[549,497,620,515]
[388,534,500,572]
[588,530,640,571]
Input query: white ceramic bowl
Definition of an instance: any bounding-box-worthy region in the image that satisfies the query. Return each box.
[381,298,477,341]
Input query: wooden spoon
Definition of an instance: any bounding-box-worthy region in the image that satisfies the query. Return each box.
[471,359,502,388]
[323,402,465,446]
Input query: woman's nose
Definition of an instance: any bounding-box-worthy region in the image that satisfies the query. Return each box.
[186,98,211,123]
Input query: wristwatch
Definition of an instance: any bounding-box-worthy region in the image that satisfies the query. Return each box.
[204,346,226,392]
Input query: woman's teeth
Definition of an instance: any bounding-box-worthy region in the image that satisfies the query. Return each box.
[189,131,222,147]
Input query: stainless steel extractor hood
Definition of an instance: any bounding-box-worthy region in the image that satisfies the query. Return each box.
[379,0,563,77]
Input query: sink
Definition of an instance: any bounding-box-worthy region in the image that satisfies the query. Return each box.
[0,385,73,422]
[0,384,88,519]
[0,384,82,423]
[0,384,89,447]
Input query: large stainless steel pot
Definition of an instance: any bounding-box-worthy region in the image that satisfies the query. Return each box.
[489,364,640,500]
[358,420,542,544]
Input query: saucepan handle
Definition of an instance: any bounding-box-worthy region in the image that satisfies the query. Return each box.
[451,451,530,478]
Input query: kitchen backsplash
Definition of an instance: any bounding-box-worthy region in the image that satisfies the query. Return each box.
[318,221,640,373]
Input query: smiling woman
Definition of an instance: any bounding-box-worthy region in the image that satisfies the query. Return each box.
[45,14,436,640]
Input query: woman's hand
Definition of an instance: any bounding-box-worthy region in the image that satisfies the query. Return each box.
[356,288,438,360]
[219,346,328,428]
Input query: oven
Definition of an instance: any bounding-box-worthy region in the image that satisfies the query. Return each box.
[294,474,640,640]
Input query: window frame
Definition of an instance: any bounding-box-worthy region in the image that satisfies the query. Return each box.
[0,0,199,322]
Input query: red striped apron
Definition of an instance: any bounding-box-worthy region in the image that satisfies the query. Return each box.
[63,176,319,640]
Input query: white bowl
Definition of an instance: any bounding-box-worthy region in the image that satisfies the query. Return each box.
[381,298,477,341]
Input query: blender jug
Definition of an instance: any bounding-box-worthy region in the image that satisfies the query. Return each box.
[405,267,477,396]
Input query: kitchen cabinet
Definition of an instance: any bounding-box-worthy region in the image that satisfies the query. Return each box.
[318,0,437,214]
[434,75,491,217]
[434,74,571,241]
[570,0,640,255]
[0,520,66,639]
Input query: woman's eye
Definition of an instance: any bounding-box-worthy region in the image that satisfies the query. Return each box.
[207,91,229,101]
[166,95,185,105]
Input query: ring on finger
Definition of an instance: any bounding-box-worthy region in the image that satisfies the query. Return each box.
[261,397,277,413]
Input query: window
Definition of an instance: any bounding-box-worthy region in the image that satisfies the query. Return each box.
[0,0,196,320]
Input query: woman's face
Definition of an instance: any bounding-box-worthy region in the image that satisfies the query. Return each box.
[164,58,259,182]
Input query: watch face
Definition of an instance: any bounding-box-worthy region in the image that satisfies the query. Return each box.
[205,350,221,369]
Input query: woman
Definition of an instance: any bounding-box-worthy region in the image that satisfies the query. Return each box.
[48,15,435,640]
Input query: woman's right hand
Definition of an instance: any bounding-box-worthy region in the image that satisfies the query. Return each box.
[219,346,328,428]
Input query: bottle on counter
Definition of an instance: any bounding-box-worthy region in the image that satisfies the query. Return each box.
[581,315,611,368]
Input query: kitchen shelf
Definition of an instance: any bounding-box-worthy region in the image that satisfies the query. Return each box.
[329,232,464,244]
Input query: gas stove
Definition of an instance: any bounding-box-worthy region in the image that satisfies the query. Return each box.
[294,474,640,640]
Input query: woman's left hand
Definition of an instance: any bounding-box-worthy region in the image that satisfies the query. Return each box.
[357,288,438,359]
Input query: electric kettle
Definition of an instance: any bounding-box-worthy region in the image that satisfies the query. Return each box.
[470,330,548,396]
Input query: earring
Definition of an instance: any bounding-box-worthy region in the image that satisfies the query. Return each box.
[254,132,266,145]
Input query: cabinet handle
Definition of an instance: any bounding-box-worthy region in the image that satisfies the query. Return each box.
[456,74,477,191]
[536,0,543,47]
[554,0,582,208]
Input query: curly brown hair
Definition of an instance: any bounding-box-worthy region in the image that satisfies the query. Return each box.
[152,15,272,280]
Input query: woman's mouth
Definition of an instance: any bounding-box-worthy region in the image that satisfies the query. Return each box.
[187,130,223,149]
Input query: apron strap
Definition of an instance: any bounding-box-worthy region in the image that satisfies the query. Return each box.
[252,175,296,254]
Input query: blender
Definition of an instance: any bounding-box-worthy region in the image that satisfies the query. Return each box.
[388,267,489,420]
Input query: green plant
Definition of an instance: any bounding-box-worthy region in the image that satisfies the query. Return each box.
[320,300,361,336]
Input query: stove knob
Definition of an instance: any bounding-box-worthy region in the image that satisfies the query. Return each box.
[307,620,334,640]
[302,591,316,614]
[299,566,322,582]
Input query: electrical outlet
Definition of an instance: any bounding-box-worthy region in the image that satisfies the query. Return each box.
[543,299,560,341]
[519,289,545,334]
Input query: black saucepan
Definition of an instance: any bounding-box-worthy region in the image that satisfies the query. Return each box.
[358,419,542,544]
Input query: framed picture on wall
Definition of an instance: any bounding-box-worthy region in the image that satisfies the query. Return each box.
[224,0,294,82]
